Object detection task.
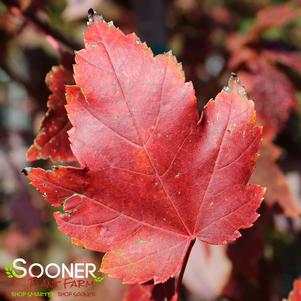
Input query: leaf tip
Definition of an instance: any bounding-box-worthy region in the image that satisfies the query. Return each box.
[88,8,95,17]
[87,8,104,25]
[224,72,248,98]
[21,167,32,176]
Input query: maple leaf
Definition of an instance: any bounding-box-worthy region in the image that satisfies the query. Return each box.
[287,279,301,301]
[25,18,264,285]
[251,141,301,217]
[27,65,76,162]
[238,58,297,139]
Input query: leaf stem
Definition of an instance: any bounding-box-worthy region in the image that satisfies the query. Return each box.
[175,239,196,299]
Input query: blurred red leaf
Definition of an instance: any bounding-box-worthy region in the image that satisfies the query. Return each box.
[25,19,264,286]
[125,278,176,301]
[252,3,301,34]
[288,279,301,301]
[251,142,301,217]
[226,3,301,52]
[238,58,297,139]
[228,47,257,69]
[27,66,76,162]
[263,49,301,73]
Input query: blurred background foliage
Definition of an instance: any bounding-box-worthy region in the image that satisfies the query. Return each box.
[0,0,301,300]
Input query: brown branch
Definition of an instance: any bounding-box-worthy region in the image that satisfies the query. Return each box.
[175,239,196,299]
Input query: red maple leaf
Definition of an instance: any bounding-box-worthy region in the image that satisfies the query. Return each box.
[27,65,76,162]
[25,19,264,285]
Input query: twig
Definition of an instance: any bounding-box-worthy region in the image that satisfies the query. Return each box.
[3,0,80,50]
[175,239,196,299]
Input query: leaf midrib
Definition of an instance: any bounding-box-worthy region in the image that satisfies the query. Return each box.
[91,23,193,236]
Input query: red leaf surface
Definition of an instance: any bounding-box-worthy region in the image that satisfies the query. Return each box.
[25,19,264,284]
[27,66,76,162]
[251,142,301,217]
[288,279,301,301]
[238,58,297,139]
